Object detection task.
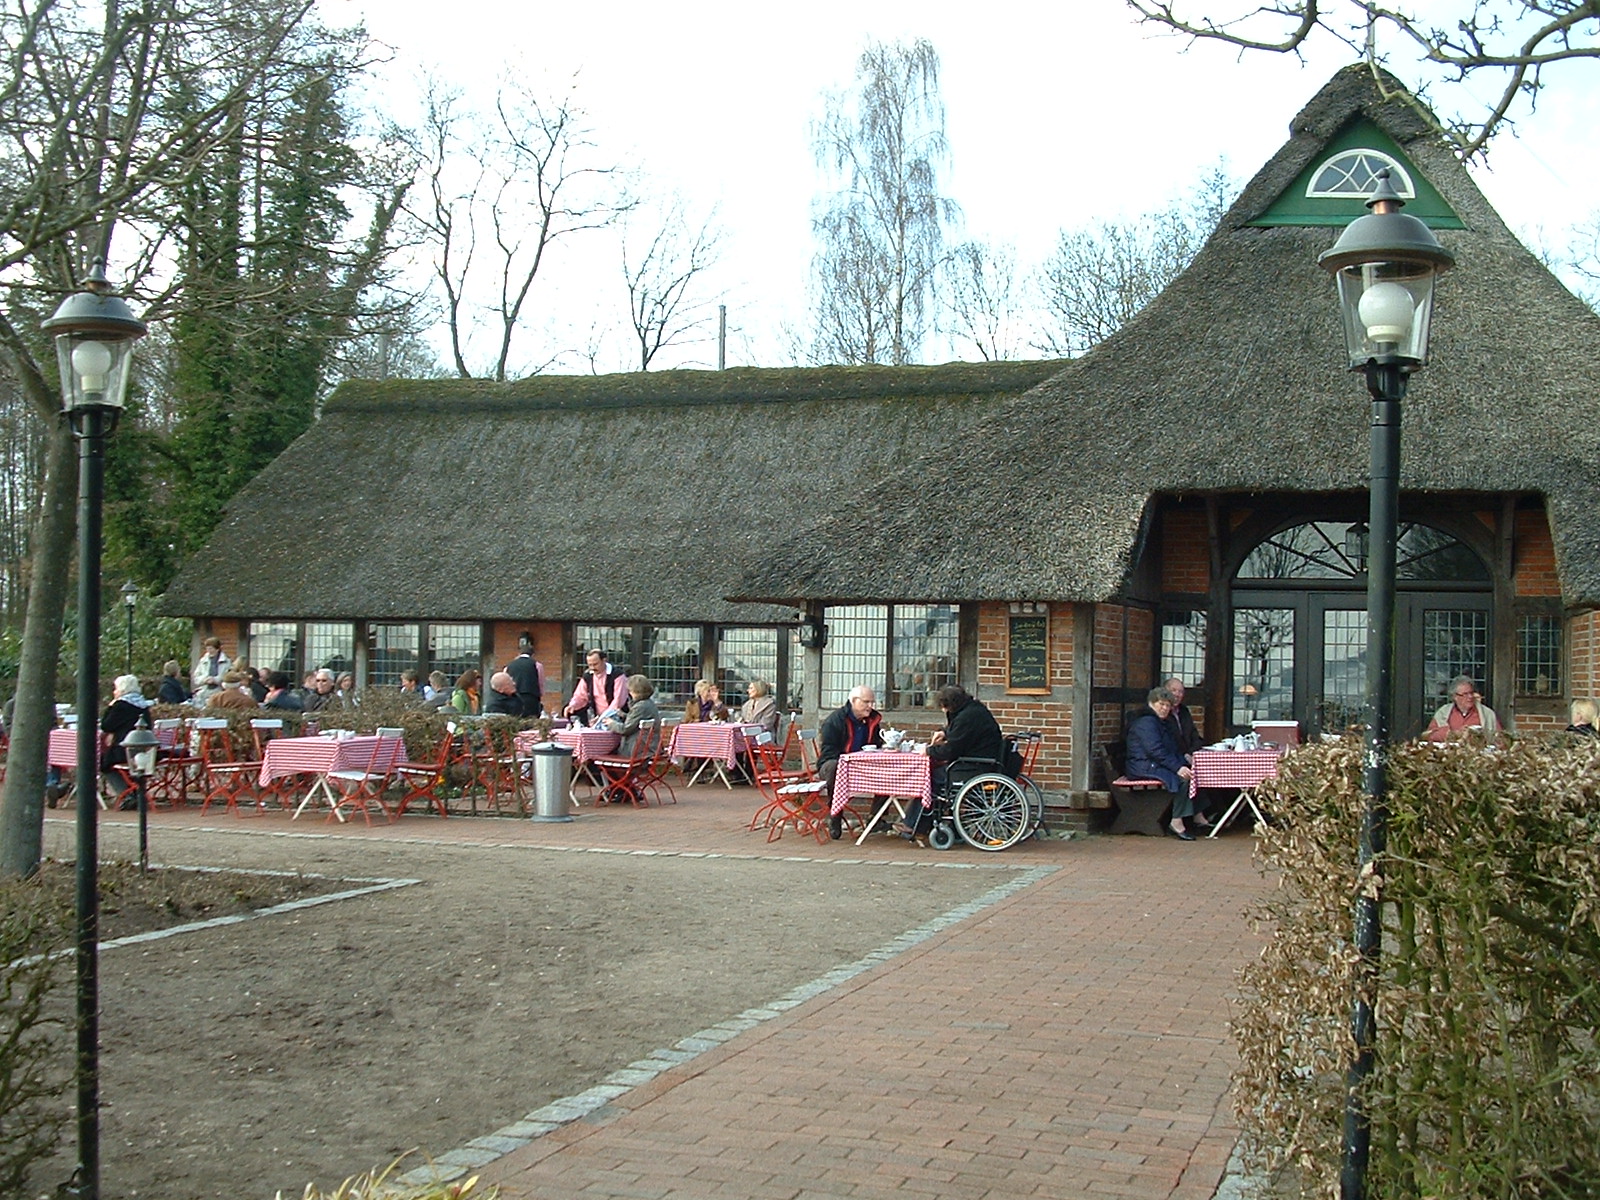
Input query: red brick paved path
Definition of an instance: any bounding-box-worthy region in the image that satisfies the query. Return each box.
[479,831,1260,1200]
[76,784,1267,1199]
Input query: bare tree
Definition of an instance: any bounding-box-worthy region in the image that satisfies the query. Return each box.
[1567,211,1600,312]
[620,195,723,370]
[1126,0,1600,159]
[809,37,958,365]
[411,76,630,380]
[1032,163,1239,357]
[941,239,1024,361]
[0,0,388,878]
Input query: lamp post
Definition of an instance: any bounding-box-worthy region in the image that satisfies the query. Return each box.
[120,725,159,874]
[42,260,147,1200]
[120,580,138,674]
[1318,169,1453,1200]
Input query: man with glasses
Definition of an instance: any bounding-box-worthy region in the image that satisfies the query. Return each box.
[817,685,885,839]
[1425,676,1500,742]
[302,669,337,713]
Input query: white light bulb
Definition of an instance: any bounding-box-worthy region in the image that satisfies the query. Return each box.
[71,339,114,392]
[1357,282,1414,344]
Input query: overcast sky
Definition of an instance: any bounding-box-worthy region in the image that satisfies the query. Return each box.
[321,0,1600,372]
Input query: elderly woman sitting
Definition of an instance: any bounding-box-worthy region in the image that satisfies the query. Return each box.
[739,679,780,737]
[606,675,661,756]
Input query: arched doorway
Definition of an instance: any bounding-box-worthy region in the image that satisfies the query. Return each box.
[1229,519,1492,739]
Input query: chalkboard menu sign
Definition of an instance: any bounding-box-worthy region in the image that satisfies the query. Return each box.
[1007,613,1049,692]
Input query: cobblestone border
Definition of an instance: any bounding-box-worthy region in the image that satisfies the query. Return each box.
[393,861,1058,1187]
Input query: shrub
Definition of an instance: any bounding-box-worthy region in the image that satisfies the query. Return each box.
[1234,735,1600,1197]
[0,876,69,1197]
[282,1155,497,1199]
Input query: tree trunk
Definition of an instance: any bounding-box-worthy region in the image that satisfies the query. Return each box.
[0,418,77,878]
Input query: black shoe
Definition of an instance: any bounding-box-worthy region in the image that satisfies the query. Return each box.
[1166,824,1195,841]
[828,816,842,840]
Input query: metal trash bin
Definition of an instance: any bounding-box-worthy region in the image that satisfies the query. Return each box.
[528,741,574,822]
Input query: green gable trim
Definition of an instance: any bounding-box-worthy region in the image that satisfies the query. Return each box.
[1250,118,1465,229]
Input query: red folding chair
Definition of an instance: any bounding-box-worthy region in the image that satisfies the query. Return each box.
[591,720,660,807]
[327,732,403,825]
[393,723,457,818]
[202,719,285,817]
[749,738,832,843]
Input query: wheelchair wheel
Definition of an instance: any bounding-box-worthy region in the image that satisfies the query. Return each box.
[928,821,956,851]
[1017,774,1046,835]
[952,773,1029,851]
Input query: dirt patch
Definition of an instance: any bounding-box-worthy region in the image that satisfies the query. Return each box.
[26,827,1015,1200]
[23,859,351,943]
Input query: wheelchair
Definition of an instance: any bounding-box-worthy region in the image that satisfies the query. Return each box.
[920,752,1034,852]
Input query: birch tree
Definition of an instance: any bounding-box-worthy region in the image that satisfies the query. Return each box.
[809,38,957,365]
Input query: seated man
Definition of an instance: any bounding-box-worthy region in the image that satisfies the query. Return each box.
[483,670,522,716]
[1424,675,1500,742]
[898,684,1005,838]
[817,685,884,839]
[1125,687,1206,840]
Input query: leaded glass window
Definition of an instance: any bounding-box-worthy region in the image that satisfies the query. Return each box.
[1307,150,1415,199]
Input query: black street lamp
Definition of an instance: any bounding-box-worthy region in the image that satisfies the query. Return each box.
[121,580,138,675]
[42,260,147,1200]
[120,725,159,874]
[1318,169,1454,1200]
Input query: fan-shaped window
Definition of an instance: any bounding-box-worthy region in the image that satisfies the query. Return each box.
[1307,150,1415,200]
[1237,521,1487,583]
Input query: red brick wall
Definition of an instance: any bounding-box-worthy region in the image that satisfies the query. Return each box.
[1513,509,1560,598]
[1568,610,1600,703]
[972,602,1076,789]
[487,621,565,713]
[1162,507,1210,593]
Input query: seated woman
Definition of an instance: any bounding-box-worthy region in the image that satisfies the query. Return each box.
[1125,687,1204,840]
[450,669,481,715]
[739,679,780,737]
[156,659,191,705]
[1566,697,1599,737]
[100,674,154,807]
[685,679,714,723]
[606,675,662,756]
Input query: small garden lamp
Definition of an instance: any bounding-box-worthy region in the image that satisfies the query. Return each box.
[1319,169,1453,1200]
[121,580,138,673]
[120,725,160,874]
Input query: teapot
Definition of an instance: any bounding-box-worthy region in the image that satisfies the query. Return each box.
[882,728,905,750]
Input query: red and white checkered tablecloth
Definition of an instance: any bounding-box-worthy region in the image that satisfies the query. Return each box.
[553,726,621,764]
[1190,748,1282,798]
[511,720,572,755]
[831,750,932,817]
[258,735,402,787]
[668,722,760,768]
[48,728,83,768]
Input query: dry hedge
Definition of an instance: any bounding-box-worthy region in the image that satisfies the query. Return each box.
[1235,736,1600,1198]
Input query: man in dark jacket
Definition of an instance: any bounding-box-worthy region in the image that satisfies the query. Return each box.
[901,684,1006,835]
[1163,676,1204,757]
[506,632,545,718]
[817,685,883,838]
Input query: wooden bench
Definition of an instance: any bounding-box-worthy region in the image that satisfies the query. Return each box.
[1100,741,1178,836]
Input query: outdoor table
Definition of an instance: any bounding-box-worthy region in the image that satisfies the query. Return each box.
[48,727,79,768]
[831,749,933,845]
[511,719,571,756]
[1191,747,1283,837]
[553,726,622,803]
[668,722,762,788]
[259,734,404,821]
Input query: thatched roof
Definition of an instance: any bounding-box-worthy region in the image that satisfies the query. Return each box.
[160,362,1064,623]
[731,65,1600,607]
